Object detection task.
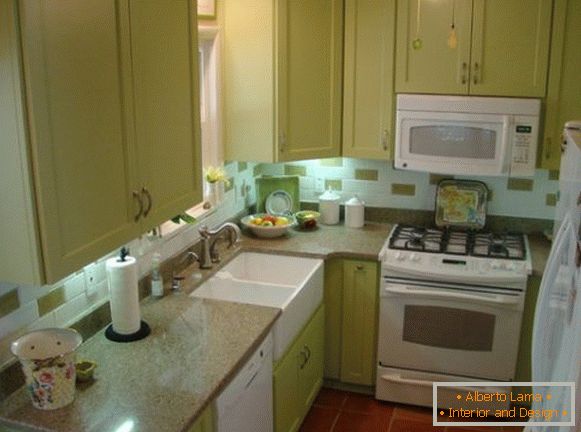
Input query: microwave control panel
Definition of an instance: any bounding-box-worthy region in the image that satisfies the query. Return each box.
[510,120,537,177]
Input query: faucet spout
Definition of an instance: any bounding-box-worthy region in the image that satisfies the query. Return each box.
[197,222,241,268]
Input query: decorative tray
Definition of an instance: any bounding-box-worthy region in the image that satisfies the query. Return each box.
[435,180,488,230]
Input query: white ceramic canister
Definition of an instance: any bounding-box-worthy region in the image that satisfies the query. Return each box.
[318,188,341,225]
[11,328,82,410]
[345,195,365,228]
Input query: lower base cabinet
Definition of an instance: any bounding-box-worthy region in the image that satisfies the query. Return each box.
[187,404,214,432]
[274,305,325,432]
[324,259,379,387]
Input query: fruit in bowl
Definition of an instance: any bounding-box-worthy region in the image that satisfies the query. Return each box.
[295,210,320,230]
[241,213,296,238]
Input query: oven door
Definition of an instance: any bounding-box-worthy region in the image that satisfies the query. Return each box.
[394,111,510,176]
[378,280,524,381]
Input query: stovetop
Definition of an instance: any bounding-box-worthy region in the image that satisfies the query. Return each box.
[388,225,526,260]
[381,224,532,286]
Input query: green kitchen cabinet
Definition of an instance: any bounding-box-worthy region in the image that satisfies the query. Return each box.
[323,259,379,387]
[222,0,343,163]
[541,0,581,169]
[187,404,215,432]
[340,260,379,386]
[342,0,396,160]
[395,0,552,97]
[274,305,324,432]
[1,0,201,284]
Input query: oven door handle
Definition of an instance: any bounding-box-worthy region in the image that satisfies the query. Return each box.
[380,373,500,393]
[383,285,521,306]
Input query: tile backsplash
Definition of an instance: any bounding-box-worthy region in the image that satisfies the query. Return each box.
[256,157,558,220]
[0,162,258,370]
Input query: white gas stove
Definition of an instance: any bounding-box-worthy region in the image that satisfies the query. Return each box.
[376,224,532,408]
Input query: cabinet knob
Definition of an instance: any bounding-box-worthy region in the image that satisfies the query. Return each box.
[142,187,152,217]
[356,264,364,271]
[132,190,143,222]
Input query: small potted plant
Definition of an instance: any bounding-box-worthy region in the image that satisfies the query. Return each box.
[204,165,230,207]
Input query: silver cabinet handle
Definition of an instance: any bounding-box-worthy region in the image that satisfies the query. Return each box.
[279,131,286,153]
[142,187,152,217]
[461,62,467,84]
[473,62,480,84]
[133,190,143,222]
[381,129,388,151]
[299,349,308,369]
[304,345,311,362]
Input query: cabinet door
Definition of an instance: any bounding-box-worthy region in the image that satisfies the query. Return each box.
[340,260,379,386]
[129,0,203,231]
[298,306,325,418]
[395,0,472,95]
[274,342,301,432]
[470,0,552,97]
[277,0,343,161]
[343,0,395,160]
[19,0,140,283]
[323,259,343,379]
[186,404,214,432]
[542,0,581,169]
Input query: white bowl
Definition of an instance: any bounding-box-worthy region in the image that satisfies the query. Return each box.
[241,214,296,238]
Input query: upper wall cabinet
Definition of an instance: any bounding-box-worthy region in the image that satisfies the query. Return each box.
[222,0,343,163]
[1,0,201,285]
[342,0,396,160]
[395,0,552,97]
[541,0,581,169]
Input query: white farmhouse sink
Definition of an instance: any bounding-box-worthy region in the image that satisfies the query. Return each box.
[191,253,324,361]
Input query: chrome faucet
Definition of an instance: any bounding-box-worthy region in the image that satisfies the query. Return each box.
[198,222,241,268]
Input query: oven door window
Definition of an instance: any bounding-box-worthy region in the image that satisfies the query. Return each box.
[403,305,495,351]
[409,125,496,160]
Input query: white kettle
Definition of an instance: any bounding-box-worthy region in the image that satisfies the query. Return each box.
[345,195,365,228]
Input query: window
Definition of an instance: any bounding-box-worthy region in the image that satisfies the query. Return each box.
[160,24,222,236]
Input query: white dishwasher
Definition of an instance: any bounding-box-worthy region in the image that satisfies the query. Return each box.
[215,333,273,432]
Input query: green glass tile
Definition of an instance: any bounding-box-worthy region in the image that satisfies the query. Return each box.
[253,164,264,177]
[0,289,19,319]
[325,179,342,191]
[319,157,343,167]
[237,161,248,172]
[548,170,559,181]
[284,165,307,177]
[507,178,534,191]
[429,174,450,185]
[38,286,65,316]
[487,190,494,202]
[224,177,234,192]
[354,169,378,181]
[545,193,557,207]
[391,183,416,196]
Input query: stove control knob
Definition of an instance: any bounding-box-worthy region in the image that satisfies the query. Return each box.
[480,262,491,273]
[506,262,516,271]
[395,252,405,261]
[491,260,501,270]
[409,253,420,262]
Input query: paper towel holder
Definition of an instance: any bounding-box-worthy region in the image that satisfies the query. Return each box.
[105,321,151,343]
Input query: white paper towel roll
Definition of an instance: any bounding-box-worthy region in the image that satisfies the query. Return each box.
[106,256,141,335]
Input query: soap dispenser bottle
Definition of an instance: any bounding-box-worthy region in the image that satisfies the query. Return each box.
[151,252,164,298]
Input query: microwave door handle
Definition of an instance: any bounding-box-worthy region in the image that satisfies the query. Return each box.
[501,115,512,174]
[383,285,521,306]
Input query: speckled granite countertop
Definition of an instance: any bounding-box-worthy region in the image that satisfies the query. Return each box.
[0,295,279,432]
[0,221,550,432]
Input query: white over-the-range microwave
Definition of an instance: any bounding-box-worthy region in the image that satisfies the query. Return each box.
[394,94,541,177]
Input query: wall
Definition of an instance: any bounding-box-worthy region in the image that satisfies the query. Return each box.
[256,158,559,220]
[0,162,257,370]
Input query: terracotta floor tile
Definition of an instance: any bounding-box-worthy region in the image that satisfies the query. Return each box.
[389,417,444,432]
[314,387,348,409]
[333,411,390,432]
[343,392,395,417]
[299,406,340,432]
[394,405,434,423]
